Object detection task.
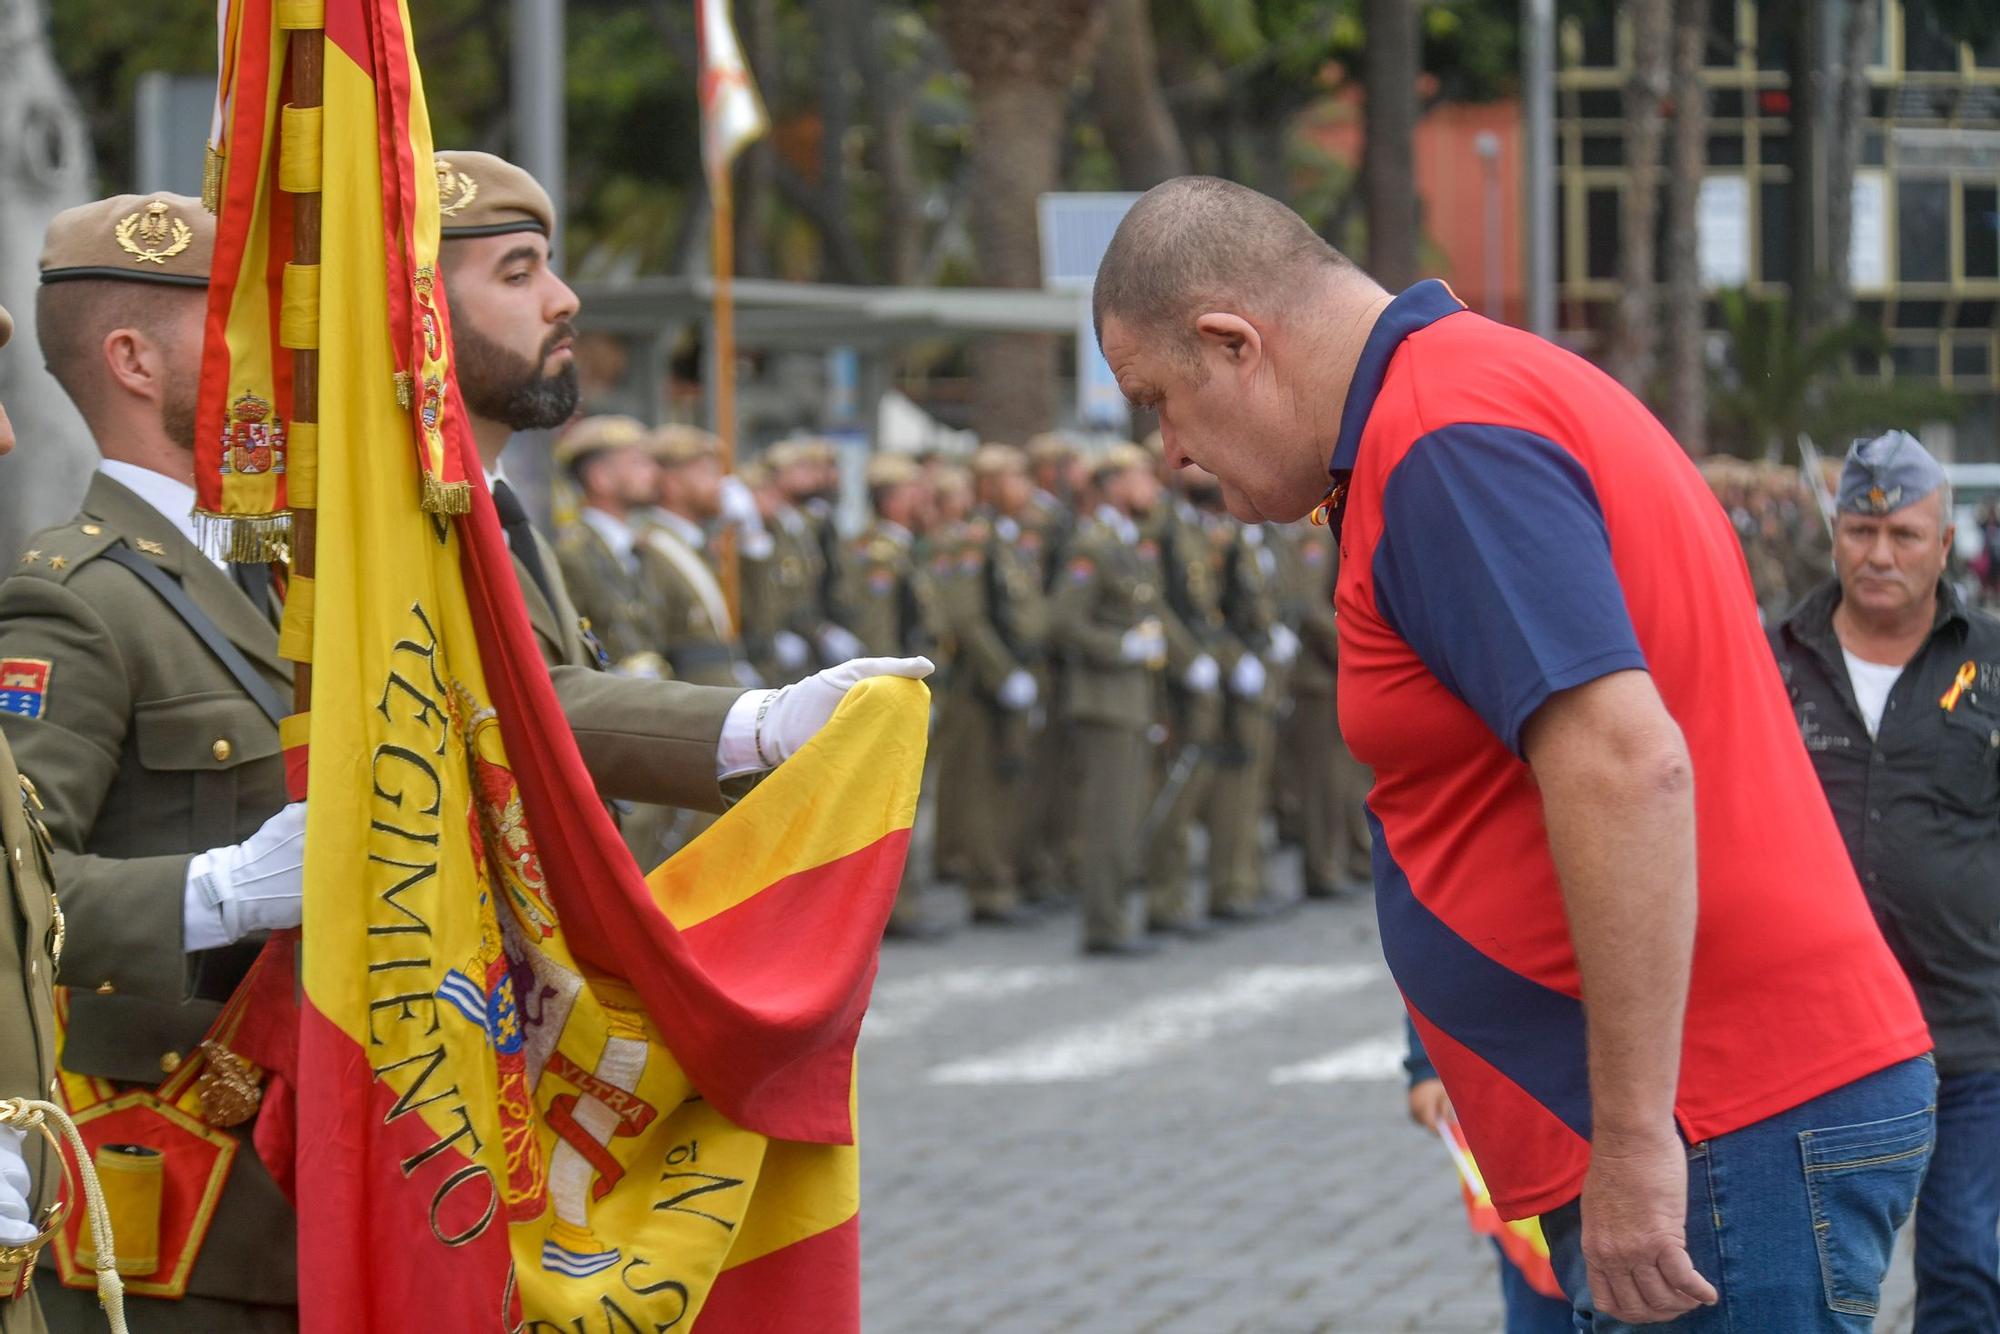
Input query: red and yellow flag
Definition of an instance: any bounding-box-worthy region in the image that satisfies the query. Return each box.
[1438,1120,1564,1301]
[197,3,921,1328]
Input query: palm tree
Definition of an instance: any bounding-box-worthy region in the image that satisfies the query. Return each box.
[1709,290,1960,461]
[1362,0,1420,289]
[1611,0,1671,392]
[940,0,1106,443]
[1662,0,1707,451]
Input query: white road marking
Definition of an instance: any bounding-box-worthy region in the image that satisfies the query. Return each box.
[927,964,1383,1085]
[863,964,1085,1039]
[1268,1031,1409,1085]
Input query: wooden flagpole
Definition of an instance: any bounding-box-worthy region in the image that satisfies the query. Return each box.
[712,170,742,632]
[286,16,322,716]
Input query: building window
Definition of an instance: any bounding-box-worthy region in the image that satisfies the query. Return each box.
[1706,0,1737,67]
[1958,300,1997,329]
[1951,338,1992,383]
[1578,11,1616,69]
[1902,5,1961,74]
[1898,179,1952,284]
[1966,185,2000,282]
[1890,342,1941,378]
[1586,188,1620,281]
[1895,300,1945,330]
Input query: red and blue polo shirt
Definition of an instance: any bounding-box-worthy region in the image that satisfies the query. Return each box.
[1331,281,1930,1219]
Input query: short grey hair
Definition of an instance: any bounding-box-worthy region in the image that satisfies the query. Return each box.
[1092,176,1351,367]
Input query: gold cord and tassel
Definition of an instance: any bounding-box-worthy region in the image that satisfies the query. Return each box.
[0,1098,127,1333]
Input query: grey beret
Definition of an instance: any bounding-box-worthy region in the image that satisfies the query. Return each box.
[1836,431,1947,516]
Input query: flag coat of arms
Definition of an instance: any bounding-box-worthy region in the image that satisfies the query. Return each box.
[189,2,922,1328]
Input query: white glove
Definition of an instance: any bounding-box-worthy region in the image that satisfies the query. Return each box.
[1120,624,1166,665]
[1267,623,1300,666]
[717,657,935,778]
[718,475,765,533]
[0,1128,36,1247]
[772,630,812,673]
[1229,652,1268,699]
[996,669,1038,712]
[185,801,306,949]
[1183,653,1220,694]
[816,623,866,664]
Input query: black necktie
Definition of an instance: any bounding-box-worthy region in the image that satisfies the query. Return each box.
[492,480,556,609]
[231,561,273,623]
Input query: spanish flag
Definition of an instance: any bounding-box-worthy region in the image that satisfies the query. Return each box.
[195,3,920,1328]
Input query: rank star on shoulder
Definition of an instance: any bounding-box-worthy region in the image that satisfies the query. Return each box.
[17,550,37,565]
[46,556,67,572]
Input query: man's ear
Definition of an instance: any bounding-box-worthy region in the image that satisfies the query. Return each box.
[1194,312,1262,368]
[99,327,162,402]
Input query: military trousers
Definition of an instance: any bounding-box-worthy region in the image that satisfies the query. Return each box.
[1204,705,1276,912]
[929,687,977,884]
[1021,677,1069,904]
[38,1279,296,1333]
[1290,690,1373,894]
[959,698,1034,915]
[1145,693,1220,928]
[1069,720,1149,949]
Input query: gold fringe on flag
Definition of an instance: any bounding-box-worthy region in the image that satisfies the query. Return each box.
[202,147,226,214]
[420,474,471,515]
[192,512,294,565]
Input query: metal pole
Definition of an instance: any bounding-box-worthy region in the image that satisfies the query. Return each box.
[1475,130,1503,319]
[513,0,565,259]
[1524,0,1556,339]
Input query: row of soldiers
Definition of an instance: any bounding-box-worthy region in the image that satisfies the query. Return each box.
[554,420,1377,953]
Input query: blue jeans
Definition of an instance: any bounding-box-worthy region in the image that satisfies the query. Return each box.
[1913,1069,2000,1333]
[1495,1239,1576,1334]
[1542,1056,1936,1332]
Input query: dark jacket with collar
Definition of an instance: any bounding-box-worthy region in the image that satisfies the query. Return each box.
[1771,577,2000,1075]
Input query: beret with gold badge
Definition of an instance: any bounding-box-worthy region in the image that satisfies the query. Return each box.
[433,151,555,240]
[40,194,214,288]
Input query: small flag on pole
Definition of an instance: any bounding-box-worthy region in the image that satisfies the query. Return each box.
[695,0,769,188]
[1436,1119,1566,1300]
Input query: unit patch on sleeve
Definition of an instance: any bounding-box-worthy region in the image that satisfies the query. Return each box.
[0,660,52,719]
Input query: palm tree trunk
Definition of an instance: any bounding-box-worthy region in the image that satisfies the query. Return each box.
[1092,0,1189,188]
[1823,0,1879,328]
[1664,0,1708,453]
[964,81,1068,441]
[1362,0,1420,290]
[1611,0,1671,394]
[941,0,1105,441]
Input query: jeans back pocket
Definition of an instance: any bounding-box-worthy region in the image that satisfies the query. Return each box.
[1799,1105,1935,1317]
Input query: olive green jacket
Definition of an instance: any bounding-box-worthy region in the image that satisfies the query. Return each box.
[0,738,59,1334]
[635,518,745,688]
[837,522,935,660]
[553,514,671,676]
[1048,515,1163,731]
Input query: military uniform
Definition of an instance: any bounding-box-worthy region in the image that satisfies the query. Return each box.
[0,733,58,1334]
[1143,498,1223,931]
[841,457,945,935]
[1202,518,1283,916]
[7,471,301,1331]
[1049,479,1167,953]
[640,427,754,690]
[1283,524,1370,895]
[941,476,1049,920]
[0,300,60,1334]
[550,416,672,678]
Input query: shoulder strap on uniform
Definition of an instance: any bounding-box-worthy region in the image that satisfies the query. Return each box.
[98,546,288,726]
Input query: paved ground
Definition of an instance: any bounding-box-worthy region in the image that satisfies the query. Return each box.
[854,850,1922,1333]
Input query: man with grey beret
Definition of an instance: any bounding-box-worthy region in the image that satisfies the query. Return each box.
[1772,430,2000,1331]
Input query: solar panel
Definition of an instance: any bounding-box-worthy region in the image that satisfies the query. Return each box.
[1039,193,1144,292]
